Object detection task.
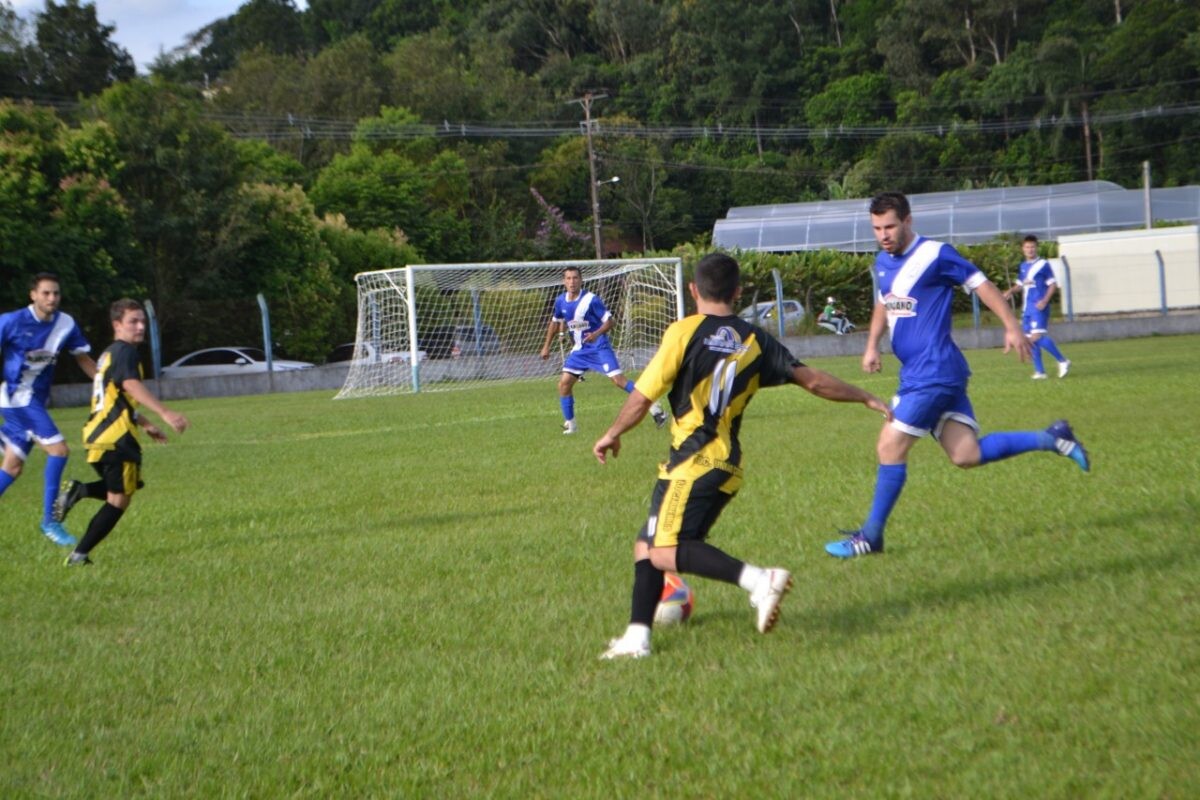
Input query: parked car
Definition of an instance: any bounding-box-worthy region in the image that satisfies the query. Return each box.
[738,299,806,330]
[325,342,423,366]
[160,347,314,379]
[420,323,502,359]
[452,323,502,357]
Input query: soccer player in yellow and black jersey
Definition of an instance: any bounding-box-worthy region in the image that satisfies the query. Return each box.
[594,253,891,659]
[57,299,189,566]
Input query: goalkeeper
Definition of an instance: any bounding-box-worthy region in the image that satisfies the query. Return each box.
[539,266,667,434]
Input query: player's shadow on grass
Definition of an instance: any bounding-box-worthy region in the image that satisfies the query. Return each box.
[805,507,1198,637]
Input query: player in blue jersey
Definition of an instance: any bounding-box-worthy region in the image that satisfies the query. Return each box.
[825,193,1090,559]
[539,266,667,434]
[0,273,97,547]
[1002,235,1071,379]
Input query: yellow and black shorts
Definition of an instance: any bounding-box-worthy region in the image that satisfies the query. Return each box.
[638,462,742,549]
[89,453,145,497]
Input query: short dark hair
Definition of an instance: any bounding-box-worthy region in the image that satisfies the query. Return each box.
[869,191,911,219]
[563,266,582,277]
[1023,234,1039,244]
[110,298,144,322]
[694,253,740,303]
[30,272,59,291]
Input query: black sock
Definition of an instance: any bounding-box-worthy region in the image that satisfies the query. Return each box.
[83,481,107,501]
[630,559,664,627]
[675,540,744,585]
[75,503,125,556]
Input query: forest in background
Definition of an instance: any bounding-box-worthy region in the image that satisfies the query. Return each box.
[2,0,1198,363]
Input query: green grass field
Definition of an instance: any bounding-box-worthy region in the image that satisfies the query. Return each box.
[2,335,1197,798]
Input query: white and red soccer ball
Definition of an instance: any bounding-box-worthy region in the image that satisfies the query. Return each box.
[654,572,695,625]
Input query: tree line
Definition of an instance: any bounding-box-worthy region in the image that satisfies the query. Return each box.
[1,0,1197,366]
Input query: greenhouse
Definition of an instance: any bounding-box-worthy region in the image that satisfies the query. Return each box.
[712,181,1200,253]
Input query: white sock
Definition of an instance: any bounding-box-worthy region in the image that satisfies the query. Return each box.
[623,623,651,644]
[738,564,765,593]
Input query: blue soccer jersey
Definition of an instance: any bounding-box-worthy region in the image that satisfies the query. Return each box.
[875,236,987,389]
[1016,258,1057,313]
[553,290,612,351]
[0,305,91,409]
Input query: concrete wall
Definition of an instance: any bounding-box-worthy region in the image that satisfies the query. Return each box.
[49,312,1200,408]
[1058,226,1200,314]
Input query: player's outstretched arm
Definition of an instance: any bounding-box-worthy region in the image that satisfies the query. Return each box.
[121,378,190,435]
[976,280,1031,361]
[861,302,887,373]
[75,352,98,380]
[791,365,892,421]
[539,319,561,359]
[594,389,654,464]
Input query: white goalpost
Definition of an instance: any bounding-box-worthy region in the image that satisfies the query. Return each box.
[334,258,685,398]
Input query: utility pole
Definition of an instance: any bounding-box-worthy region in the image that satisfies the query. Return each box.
[569,93,607,259]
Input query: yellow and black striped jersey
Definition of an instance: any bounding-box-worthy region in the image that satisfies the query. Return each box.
[83,340,144,463]
[635,314,801,477]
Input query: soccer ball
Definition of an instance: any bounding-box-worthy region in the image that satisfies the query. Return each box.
[654,572,695,625]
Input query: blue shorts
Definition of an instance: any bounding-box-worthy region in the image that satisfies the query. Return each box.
[890,385,979,440]
[1022,309,1050,335]
[0,404,65,460]
[563,345,624,378]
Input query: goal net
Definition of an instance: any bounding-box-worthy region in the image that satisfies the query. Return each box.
[334,258,685,398]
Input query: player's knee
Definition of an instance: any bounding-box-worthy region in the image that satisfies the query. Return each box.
[3,461,23,479]
[647,547,675,572]
[107,492,132,510]
[948,449,980,469]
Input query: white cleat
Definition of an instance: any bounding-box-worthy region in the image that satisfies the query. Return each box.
[562,419,577,435]
[1058,359,1071,378]
[749,568,793,634]
[599,636,651,660]
[649,402,668,429]
[1031,372,1048,380]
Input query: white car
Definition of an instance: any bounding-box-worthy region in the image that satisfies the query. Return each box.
[325,342,424,366]
[160,347,315,379]
[738,299,806,329]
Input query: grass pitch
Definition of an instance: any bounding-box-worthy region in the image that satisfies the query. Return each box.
[2,335,1197,797]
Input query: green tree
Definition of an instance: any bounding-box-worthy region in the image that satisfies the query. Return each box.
[211,182,340,361]
[32,0,134,97]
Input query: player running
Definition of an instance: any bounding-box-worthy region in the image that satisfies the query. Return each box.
[594,253,891,659]
[0,273,96,546]
[539,265,667,434]
[57,299,189,566]
[1002,234,1071,379]
[825,192,1090,560]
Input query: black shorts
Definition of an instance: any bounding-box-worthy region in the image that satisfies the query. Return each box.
[91,456,144,497]
[637,468,737,548]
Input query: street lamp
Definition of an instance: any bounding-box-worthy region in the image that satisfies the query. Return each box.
[592,176,620,259]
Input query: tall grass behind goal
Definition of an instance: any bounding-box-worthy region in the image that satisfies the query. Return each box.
[335,258,685,397]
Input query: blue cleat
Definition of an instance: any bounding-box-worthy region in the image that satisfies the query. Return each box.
[825,529,882,559]
[40,520,77,547]
[1046,419,1090,472]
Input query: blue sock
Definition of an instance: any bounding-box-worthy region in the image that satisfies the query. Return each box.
[862,464,907,542]
[43,455,68,523]
[622,379,634,393]
[978,431,1055,465]
[0,470,14,498]
[1031,340,1046,374]
[560,396,574,421]
[1041,336,1065,362]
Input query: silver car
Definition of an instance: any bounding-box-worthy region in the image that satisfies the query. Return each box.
[160,347,314,379]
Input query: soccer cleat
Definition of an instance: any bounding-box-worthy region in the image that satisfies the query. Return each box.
[599,636,651,660]
[52,479,86,523]
[40,521,77,547]
[562,419,577,435]
[825,529,882,559]
[649,402,668,429]
[749,568,793,633]
[1031,372,1048,380]
[63,552,93,567]
[1058,359,1071,378]
[1046,419,1090,472]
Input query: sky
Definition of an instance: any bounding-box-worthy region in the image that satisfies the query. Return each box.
[11,0,307,72]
